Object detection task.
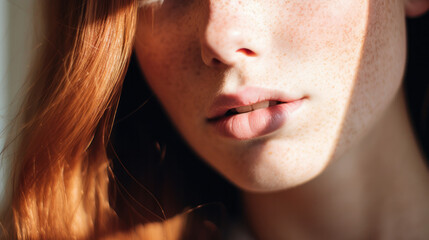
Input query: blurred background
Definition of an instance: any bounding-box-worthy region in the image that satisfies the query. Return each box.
[0,0,34,212]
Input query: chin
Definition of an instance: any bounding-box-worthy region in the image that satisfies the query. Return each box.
[231,165,326,193]
[215,143,334,193]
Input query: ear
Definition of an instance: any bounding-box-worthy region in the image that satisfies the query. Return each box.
[405,0,429,17]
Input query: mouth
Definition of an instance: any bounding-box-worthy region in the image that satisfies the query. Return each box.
[206,87,305,140]
[212,100,286,120]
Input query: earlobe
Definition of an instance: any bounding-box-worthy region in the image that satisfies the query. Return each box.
[405,0,429,17]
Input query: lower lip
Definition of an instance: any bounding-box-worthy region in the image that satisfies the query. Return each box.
[208,99,304,140]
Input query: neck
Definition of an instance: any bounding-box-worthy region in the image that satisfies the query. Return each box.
[243,88,429,240]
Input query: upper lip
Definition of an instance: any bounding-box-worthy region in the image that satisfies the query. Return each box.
[207,86,303,120]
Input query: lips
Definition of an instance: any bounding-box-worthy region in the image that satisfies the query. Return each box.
[207,87,304,140]
[225,100,280,116]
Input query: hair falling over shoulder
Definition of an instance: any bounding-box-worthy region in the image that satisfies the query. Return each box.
[0,0,182,239]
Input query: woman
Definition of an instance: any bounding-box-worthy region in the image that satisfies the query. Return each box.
[1,0,429,239]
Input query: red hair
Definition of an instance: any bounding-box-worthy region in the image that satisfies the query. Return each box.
[0,0,160,238]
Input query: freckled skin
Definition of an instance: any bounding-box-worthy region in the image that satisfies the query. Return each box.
[135,0,406,191]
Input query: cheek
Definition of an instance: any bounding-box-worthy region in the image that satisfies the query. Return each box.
[274,1,368,57]
[287,0,406,160]
[135,32,193,94]
[267,1,371,117]
[134,17,202,123]
[284,0,405,122]
[265,1,372,151]
[334,0,406,155]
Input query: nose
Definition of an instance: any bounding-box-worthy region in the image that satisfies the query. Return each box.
[200,1,263,67]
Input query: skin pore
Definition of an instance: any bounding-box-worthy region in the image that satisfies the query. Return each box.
[135,0,429,239]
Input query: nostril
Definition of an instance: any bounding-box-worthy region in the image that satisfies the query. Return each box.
[202,48,257,67]
[236,48,257,57]
[212,58,222,65]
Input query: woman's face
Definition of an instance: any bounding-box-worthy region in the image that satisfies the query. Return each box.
[135,0,407,191]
